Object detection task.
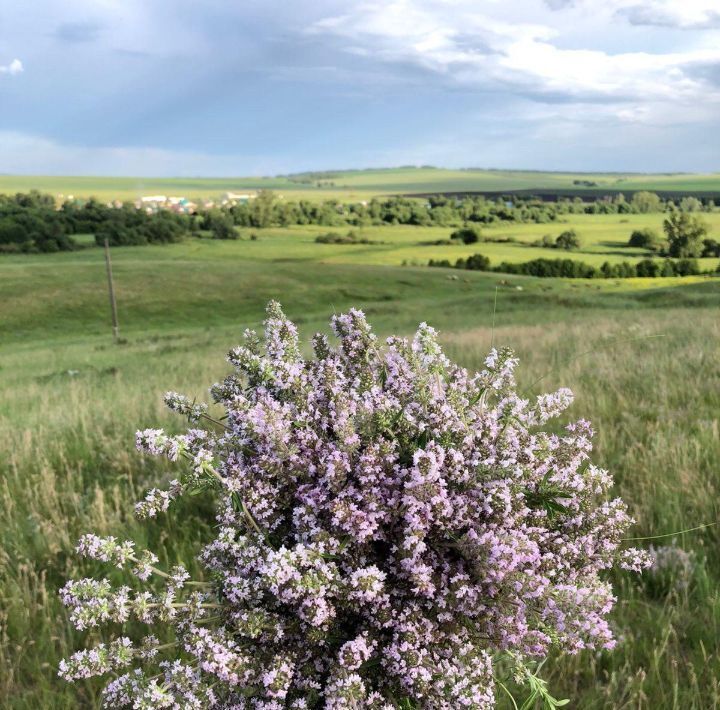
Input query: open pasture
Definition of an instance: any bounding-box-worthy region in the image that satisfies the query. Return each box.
[1,218,719,708]
[208,213,720,270]
[1,168,720,202]
[1,255,719,707]
[1,230,718,345]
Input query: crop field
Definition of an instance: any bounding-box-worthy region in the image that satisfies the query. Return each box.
[2,167,720,202]
[1,218,720,708]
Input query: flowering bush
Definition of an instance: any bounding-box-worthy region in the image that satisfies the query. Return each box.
[60,302,649,708]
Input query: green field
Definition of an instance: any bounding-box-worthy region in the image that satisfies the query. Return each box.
[5,212,720,289]
[198,214,720,270]
[2,167,720,202]
[1,225,720,708]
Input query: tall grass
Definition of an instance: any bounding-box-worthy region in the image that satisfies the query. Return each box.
[445,312,720,708]
[1,307,718,708]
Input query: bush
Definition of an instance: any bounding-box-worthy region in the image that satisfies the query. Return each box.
[202,209,238,239]
[628,228,663,251]
[635,259,660,277]
[498,258,595,278]
[615,262,636,278]
[555,229,580,250]
[96,211,186,247]
[534,231,580,250]
[211,219,238,240]
[59,303,648,707]
[315,231,373,245]
[537,234,555,248]
[96,224,147,247]
[675,258,701,276]
[702,238,720,258]
[450,226,482,244]
[659,259,676,277]
[455,253,491,271]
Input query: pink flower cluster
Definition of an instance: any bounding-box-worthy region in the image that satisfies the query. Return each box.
[60,301,649,708]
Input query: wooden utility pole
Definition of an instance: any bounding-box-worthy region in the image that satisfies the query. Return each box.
[104,238,119,342]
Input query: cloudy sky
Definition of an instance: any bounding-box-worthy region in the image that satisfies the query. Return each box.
[0,0,719,175]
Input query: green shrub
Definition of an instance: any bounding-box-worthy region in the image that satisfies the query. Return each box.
[315,231,374,244]
[555,230,580,250]
[450,226,482,245]
[629,228,663,251]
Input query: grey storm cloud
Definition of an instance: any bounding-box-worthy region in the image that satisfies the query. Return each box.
[618,5,720,29]
[0,0,718,175]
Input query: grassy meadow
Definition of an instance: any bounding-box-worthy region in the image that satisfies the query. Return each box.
[2,167,720,202]
[199,213,720,270]
[1,216,720,708]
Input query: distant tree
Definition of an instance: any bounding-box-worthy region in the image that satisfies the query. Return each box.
[659,259,676,277]
[14,190,55,209]
[701,238,720,258]
[450,226,482,245]
[96,222,145,247]
[203,209,237,239]
[0,218,27,250]
[211,219,237,240]
[663,208,707,258]
[250,190,277,228]
[635,259,660,277]
[675,258,701,276]
[428,258,452,268]
[555,229,580,250]
[537,234,555,248]
[144,211,185,244]
[631,191,662,213]
[615,262,636,278]
[628,227,664,251]
[679,196,702,212]
[600,261,615,278]
[463,253,491,270]
[613,193,632,214]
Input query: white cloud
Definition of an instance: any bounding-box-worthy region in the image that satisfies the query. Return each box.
[545,0,720,28]
[0,58,23,75]
[0,1,717,173]
[307,1,720,122]
[611,0,720,29]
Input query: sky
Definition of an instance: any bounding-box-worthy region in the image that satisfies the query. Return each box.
[0,0,719,176]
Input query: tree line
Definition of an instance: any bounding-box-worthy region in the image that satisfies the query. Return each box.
[0,191,190,253]
[1,189,717,253]
[220,190,716,229]
[429,254,710,279]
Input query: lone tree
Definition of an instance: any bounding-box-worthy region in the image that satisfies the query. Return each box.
[663,208,708,258]
[450,226,482,244]
[555,229,580,250]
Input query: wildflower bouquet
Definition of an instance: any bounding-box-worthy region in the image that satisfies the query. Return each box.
[60,302,648,708]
